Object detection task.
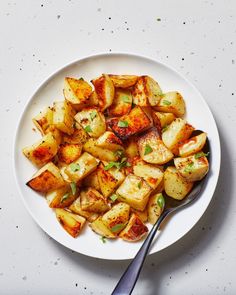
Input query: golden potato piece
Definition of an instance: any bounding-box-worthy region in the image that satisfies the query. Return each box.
[46,184,78,208]
[90,216,116,239]
[32,107,53,135]
[64,152,99,183]
[91,74,115,111]
[132,76,162,106]
[53,100,75,135]
[23,132,58,167]
[69,197,99,222]
[55,208,86,238]
[63,77,92,105]
[125,138,139,159]
[119,213,148,242]
[179,133,207,157]
[63,122,88,145]
[131,208,148,223]
[116,174,152,211]
[147,193,165,224]
[26,162,65,193]
[57,143,82,164]
[108,74,138,88]
[162,118,194,154]
[133,158,163,189]
[82,169,101,192]
[102,202,130,235]
[164,166,193,200]
[96,131,124,152]
[45,125,62,145]
[174,154,209,182]
[107,106,152,140]
[137,129,173,165]
[80,188,110,213]
[108,88,132,117]
[74,107,106,138]
[152,111,176,129]
[154,91,186,117]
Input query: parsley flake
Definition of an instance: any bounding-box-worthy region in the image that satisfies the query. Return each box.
[90,111,97,121]
[162,125,169,133]
[100,236,106,243]
[162,100,171,106]
[70,182,77,195]
[70,163,80,172]
[157,193,165,209]
[195,152,210,159]
[138,181,142,189]
[61,193,70,203]
[122,95,131,103]
[110,194,118,203]
[184,162,194,173]
[118,120,129,128]
[111,223,125,233]
[144,144,153,155]
[84,125,92,132]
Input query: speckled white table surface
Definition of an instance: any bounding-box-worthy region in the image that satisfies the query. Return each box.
[0,0,236,294]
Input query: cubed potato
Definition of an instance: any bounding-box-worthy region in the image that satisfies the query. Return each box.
[154,91,186,117]
[179,132,207,157]
[147,193,165,224]
[102,202,130,234]
[53,100,75,135]
[60,166,72,183]
[108,88,132,117]
[164,166,193,200]
[107,106,152,140]
[63,122,88,145]
[137,129,173,165]
[132,76,162,106]
[133,158,163,189]
[82,170,101,192]
[116,174,152,211]
[80,188,110,213]
[57,143,82,164]
[130,208,148,223]
[97,163,125,198]
[91,74,115,111]
[63,77,92,105]
[32,107,53,135]
[125,138,139,159]
[108,74,138,88]
[69,197,99,222]
[26,162,65,193]
[119,213,148,242]
[55,208,86,238]
[96,131,124,152]
[74,107,106,138]
[64,152,99,183]
[83,138,119,162]
[174,154,209,182]
[23,132,58,166]
[152,112,176,128]
[45,125,62,145]
[162,118,194,154]
[46,184,78,208]
[90,216,116,239]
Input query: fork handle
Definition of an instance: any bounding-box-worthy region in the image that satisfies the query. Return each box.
[111,210,170,295]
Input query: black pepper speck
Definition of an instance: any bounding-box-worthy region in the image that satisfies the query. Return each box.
[57,15,61,19]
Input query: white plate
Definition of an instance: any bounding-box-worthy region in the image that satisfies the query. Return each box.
[14,53,221,260]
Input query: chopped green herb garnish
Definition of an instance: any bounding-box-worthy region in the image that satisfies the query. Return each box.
[157,193,165,209]
[157,18,161,21]
[100,236,106,243]
[138,181,142,189]
[61,193,70,203]
[79,77,84,81]
[104,159,130,170]
[111,223,125,233]
[122,95,131,103]
[70,162,80,172]
[114,149,125,158]
[162,100,171,106]
[84,125,92,132]
[194,152,210,159]
[90,111,97,121]
[184,162,194,173]
[118,120,129,128]
[162,125,169,133]
[70,182,77,195]
[110,194,118,203]
[144,144,153,155]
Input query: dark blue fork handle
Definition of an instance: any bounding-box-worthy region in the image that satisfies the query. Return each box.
[111,210,170,295]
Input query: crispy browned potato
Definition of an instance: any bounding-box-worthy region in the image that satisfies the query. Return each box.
[119,213,148,242]
[91,74,115,111]
[132,76,162,106]
[55,208,86,238]
[178,133,207,157]
[90,216,116,238]
[57,143,82,164]
[69,197,99,222]
[82,169,101,192]
[63,122,88,145]
[130,208,148,223]
[80,188,110,213]
[46,184,78,208]
[53,100,75,135]
[32,107,53,135]
[108,74,138,88]
[147,192,165,224]
[26,162,65,193]
[107,106,152,140]
[152,111,176,129]
[108,88,132,117]
[125,138,139,159]
[96,131,124,152]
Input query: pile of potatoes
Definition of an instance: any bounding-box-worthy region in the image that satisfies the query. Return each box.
[23,74,209,242]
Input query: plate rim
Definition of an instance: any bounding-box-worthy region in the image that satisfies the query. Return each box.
[13,52,221,260]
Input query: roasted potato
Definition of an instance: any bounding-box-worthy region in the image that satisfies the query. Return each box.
[96,131,124,152]
[154,91,186,117]
[26,162,65,193]
[46,184,78,208]
[82,169,101,192]
[107,106,152,140]
[53,100,75,135]
[57,143,82,164]
[64,152,99,183]
[32,107,53,135]
[152,111,176,129]
[147,192,165,224]
[179,132,207,157]
[132,76,162,106]
[23,132,58,167]
[55,208,86,238]
[108,88,132,117]
[125,138,139,159]
[108,74,138,88]
[69,197,99,222]
[116,174,152,211]
[74,107,106,138]
[90,216,116,239]
[164,166,193,200]
[137,129,174,165]
[162,118,194,154]
[63,122,88,145]
[131,208,148,223]
[80,188,110,213]
[91,74,115,111]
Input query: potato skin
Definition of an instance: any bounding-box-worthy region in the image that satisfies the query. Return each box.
[53,100,75,135]
[32,107,53,135]
[179,132,207,157]
[108,74,138,88]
